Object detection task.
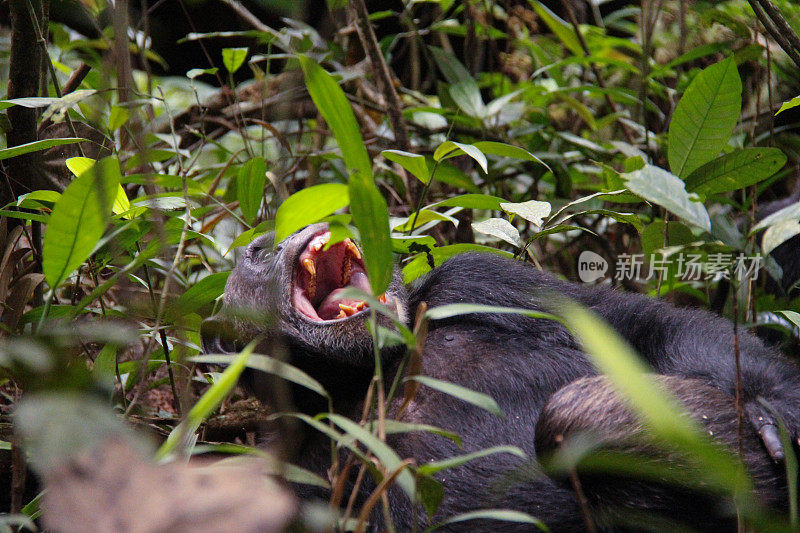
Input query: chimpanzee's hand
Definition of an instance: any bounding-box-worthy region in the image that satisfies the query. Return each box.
[745,399,800,463]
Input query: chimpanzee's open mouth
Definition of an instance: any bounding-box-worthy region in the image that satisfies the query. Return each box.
[292,230,385,322]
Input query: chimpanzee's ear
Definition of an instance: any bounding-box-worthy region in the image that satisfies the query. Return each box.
[200,316,238,354]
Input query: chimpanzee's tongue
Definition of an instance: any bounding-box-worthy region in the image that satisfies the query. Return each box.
[316,271,370,319]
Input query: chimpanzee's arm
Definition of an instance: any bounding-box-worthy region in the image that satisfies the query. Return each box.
[577,283,800,457]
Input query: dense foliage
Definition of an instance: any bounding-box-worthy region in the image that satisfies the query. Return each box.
[1,0,800,530]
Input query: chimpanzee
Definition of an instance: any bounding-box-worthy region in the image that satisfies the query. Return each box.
[201,223,800,531]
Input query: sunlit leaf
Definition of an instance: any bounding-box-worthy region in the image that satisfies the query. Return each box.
[274,184,349,244]
[238,157,267,225]
[222,47,248,74]
[43,156,122,288]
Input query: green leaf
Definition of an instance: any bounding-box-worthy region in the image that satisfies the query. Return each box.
[238,157,267,225]
[382,150,431,184]
[428,509,546,532]
[472,141,549,169]
[776,95,800,116]
[779,311,800,330]
[408,375,503,417]
[434,141,488,174]
[326,414,416,498]
[560,302,751,495]
[167,272,230,322]
[623,165,711,231]
[298,56,372,180]
[157,342,253,461]
[425,303,560,322]
[530,1,582,56]
[667,57,742,177]
[427,46,472,85]
[349,167,393,294]
[274,184,349,244]
[428,194,506,211]
[403,244,513,282]
[43,156,121,288]
[418,445,526,476]
[222,47,248,74]
[0,138,86,161]
[393,210,456,232]
[684,148,786,194]
[194,353,329,399]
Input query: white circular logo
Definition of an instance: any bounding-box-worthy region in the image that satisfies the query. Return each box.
[578,251,608,283]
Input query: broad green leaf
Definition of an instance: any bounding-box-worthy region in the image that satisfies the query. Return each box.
[393,210,456,232]
[500,200,551,227]
[274,184,349,244]
[434,141,488,174]
[167,272,230,321]
[157,342,253,461]
[66,157,131,217]
[0,138,86,161]
[530,1,582,56]
[194,353,329,400]
[298,56,391,293]
[668,57,742,177]
[382,150,431,184]
[238,157,267,225]
[684,148,786,194]
[349,168,393,294]
[298,56,371,179]
[472,141,549,169]
[43,156,121,288]
[108,106,131,131]
[403,244,513,282]
[472,218,520,247]
[408,375,503,417]
[427,46,472,85]
[418,445,525,476]
[428,47,483,117]
[428,509,546,532]
[449,80,486,118]
[623,165,711,231]
[222,47,248,74]
[14,190,61,209]
[776,95,800,116]
[428,194,506,211]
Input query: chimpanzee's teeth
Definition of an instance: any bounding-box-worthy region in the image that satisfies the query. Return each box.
[303,258,317,299]
[336,302,366,319]
[342,253,351,286]
[345,239,362,260]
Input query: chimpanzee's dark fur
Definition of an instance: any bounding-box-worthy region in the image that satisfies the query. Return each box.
[203,224,800,532]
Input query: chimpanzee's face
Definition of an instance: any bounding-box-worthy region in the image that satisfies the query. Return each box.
[211,223,408,367]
